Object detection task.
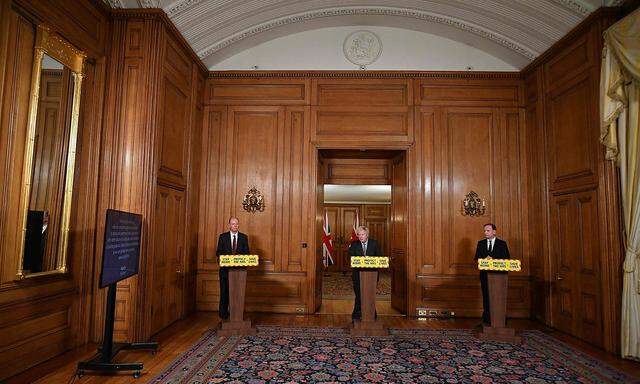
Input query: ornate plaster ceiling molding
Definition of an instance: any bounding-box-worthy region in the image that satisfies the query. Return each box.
[196,7,539,61]
[106,0,124,8]
[207,71,523,79]
[552,0,595,16]
[138,0,157,8]
[166,0,203,17]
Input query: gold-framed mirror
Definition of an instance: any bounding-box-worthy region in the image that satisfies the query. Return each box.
[16,25,85,279]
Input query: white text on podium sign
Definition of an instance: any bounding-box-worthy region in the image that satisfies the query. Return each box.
[219,255,259,267]
[351,256,390,269]
[477,258,521,272]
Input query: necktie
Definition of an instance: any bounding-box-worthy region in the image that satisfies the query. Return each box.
[488,239,493,253]
[232,234,237,254]
[362,242,367,255]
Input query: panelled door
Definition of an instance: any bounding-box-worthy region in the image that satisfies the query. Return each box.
[151,185,186,335]
[549,191,602,346]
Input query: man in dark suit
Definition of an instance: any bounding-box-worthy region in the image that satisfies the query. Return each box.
[215,217,250,320]
[474,223,510,325]
[348,225,381,320]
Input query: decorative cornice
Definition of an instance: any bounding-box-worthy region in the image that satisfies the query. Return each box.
[138,0,157,8]
[208,70,522,79]
[166,0,203,16]
[106,0,124,8]
[521,7,619,75]
[197,7,538,61]
[110,9,208,73]
[552,0,594,16]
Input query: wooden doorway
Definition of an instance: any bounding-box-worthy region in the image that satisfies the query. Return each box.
[315,150,408,315]
[549,192,603,346]
[150,186,187,335]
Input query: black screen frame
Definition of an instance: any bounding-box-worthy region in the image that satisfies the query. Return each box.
[99,209,142,288]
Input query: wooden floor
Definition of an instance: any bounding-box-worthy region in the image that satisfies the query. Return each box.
[6,312,640,383]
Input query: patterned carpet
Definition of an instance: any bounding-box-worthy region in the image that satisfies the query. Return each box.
[149,326,636,384]
[322,271,391,299]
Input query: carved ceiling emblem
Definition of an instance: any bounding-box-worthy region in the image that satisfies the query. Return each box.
[343,30,382,67]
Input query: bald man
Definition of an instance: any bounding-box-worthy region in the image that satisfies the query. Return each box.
[215,217,250,319]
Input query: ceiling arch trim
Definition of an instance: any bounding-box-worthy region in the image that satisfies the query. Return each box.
[552,0,594,15]
[195,7,539,62]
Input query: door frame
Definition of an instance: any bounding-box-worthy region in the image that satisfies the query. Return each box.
[310,147,409,315]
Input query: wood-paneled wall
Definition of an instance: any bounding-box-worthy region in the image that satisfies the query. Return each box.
[100,9,206,343]
[0,3,205,380]
[522,8,623,353]
[0,0,110,379]
[199,72,531,318]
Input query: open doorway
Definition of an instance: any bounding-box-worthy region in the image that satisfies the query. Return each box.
[315,150,408,316]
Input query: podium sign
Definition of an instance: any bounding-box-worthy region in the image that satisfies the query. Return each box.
[218,255,259,336]
[477,258,522,343]
[477,258,521,272]
[219,254,259,267]
[351,256,389,269]
[350,256,389,336]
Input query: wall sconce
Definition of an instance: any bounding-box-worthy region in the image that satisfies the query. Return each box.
[242,187,265,213]
[461,191,486,217]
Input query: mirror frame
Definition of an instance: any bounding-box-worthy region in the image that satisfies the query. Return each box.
[16,25,86,279]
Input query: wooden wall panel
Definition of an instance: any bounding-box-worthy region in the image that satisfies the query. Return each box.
[409,104,528,317]
[97,10,206,346]
[324,158,390,185]
[522,8,622,353]
[158,70,190,186]
[229,106,283,270]
[206,78,310,105]
[198,106,227,273]
[546,73,597,191]
[311,106,413,147]
[15,0,109,58]
[197,104,314,312]
[203,75,529,319]
[417,276,530,318]
[312,78,411,106]
[151,185,186,335]
[415,78,522,107]
[0,1,109,380]
[543,33,595,93]
[443,108,494,274]
[549,190,603,346]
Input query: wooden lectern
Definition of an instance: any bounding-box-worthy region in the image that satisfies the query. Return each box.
[218,255,258,336]
[477,258,521,343]
[350,256,389,336]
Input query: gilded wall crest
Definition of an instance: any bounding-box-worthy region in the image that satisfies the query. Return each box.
[242,187,265,213]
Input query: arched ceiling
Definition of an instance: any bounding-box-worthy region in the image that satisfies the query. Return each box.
[109,0,613,69]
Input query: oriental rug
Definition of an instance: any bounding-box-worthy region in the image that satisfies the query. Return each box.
[149,326,636,383]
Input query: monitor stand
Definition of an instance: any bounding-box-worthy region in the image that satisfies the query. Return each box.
[77,283,158,378]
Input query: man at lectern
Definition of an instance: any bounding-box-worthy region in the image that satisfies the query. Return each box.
[348,225,381,320]
[216,217,250,320]
[474,223,510,325]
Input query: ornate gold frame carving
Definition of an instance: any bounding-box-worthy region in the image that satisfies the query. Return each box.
[16,25,85,279]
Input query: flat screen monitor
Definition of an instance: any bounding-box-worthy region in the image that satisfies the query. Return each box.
[99,209,142,288]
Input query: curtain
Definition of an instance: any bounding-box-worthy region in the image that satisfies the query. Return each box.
[600,8,640,360]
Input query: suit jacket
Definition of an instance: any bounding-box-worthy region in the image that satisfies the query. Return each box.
[348,239,382,257]
[474,238,510,260]
[216,231,250,257]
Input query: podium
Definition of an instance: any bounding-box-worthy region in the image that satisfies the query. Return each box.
[350,256,389,336]
[477,258,522,343]
[218,255,258,336]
